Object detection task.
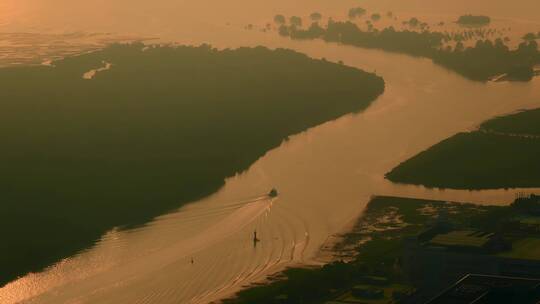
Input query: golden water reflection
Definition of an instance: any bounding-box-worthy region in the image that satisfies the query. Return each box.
[1,1,540,303]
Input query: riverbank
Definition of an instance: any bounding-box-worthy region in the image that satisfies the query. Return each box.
[3,23,540,303]
[386,108,540,189]
[221,196,503,303]
[224,194,540,303]
[274,11,540,82]
[0,43,384,286]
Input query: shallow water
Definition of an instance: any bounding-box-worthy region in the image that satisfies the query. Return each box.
[1,1,540,303]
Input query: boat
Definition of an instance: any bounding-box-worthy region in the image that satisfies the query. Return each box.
[268,188,278,198]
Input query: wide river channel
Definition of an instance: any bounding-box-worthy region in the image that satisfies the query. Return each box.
[1,1,540,303]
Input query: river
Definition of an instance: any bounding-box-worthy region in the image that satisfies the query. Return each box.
[1,1,540,303]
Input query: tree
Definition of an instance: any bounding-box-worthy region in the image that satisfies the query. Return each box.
[278,25,289,36]
[494,38,509,52]
[274,14,286,25]
[523,32,537,41]
[518,40,538,55]
[290,16,303,27]
[348,7,366,19]
[310,12,322,21]
[408,17,420,27]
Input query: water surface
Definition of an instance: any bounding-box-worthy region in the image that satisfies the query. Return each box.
[1,1,540,303]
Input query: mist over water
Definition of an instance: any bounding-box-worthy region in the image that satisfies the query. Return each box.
[2,0,539,65]
[3,0,540,31]
[1,1,540,303]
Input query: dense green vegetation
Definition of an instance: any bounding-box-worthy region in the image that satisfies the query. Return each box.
[277,17,540,81]
[273,14,286,25]
[523,32,540,41]
[457,15,491,26]
[481,108,540,135]
[224,196,494,304]
[371,13,382,22]
[289,16,303,27]
[310,12,322,22]
[348,7,367,19]
[387,109,540,189]
[224,194,540,303]
[0,43,384,286]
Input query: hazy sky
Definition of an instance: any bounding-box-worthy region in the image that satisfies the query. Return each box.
[2,0,539,34]
[363,0,540,22]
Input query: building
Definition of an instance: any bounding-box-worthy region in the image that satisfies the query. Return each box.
[425,274,540,304]
[402,231,540,302]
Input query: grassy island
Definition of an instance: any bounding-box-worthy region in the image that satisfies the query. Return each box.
[0,43,384,286]
[386,108,540,189]
[276,15,539,82]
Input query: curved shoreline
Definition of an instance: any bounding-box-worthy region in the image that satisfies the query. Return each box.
[2,21,540,304]
[0,43,384,287]
[386,107,540,190]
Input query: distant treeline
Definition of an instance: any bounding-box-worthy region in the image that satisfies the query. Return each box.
[386,108,540,189]
[276,19,539,81]
[0,44,384,286]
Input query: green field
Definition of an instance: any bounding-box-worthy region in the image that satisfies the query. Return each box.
[499,238,540,260]
[430,231,491,248]
[335,284,411,304]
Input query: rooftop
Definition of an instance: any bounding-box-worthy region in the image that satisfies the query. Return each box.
[426,274,540,304]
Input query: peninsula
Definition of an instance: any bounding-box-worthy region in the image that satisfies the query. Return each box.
[0,43,385,286]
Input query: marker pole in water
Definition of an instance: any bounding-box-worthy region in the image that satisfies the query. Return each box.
[253,230,260,247]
